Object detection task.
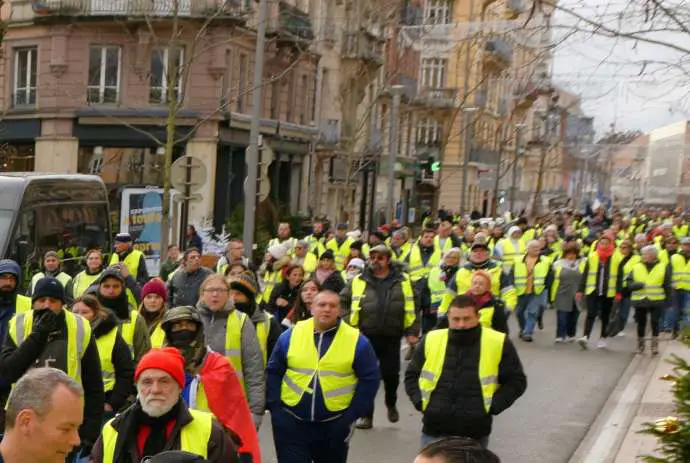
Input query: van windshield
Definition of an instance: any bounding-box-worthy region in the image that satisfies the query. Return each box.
[0,210,12,251]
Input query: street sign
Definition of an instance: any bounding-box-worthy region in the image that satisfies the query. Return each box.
[171,156,207,193]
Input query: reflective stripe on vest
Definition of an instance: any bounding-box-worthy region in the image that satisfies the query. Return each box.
[498,239,526,264]
[584,252,620,298]
[438,266,505,315]
[407,246,442,282]
[427,267,447,309]
[419,327,504,413]
[671,254,690,290]
[224,310,247,384]
[30,272,72,293]
[109,249,144,279]
[256,312,272,365]
[9,309,91,382]
[15,295,31,314]
[262,271,282,304]
[72,271,102,298]
[150,323,166,348]
[96,327,118,392]
[349,275,415,329]
[513,258,550,296]
[281,318,359,412]
[631,262,667,302]
[120,310,139,354]
[101,408,212,462]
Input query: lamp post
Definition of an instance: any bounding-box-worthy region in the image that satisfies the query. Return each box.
[386,85,406,224]
[459,107,479,215]
[509,123,526,215]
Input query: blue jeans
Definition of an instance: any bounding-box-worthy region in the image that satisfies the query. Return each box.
[556,306,579,338]
[619,298,631,328]
[680,290,690,330]
[516,293,545,336]
[667,290,689,333]
[422,433,490,449]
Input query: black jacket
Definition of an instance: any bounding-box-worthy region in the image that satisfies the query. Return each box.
[0,310,104,444]
[268,280,302,323]
[318,271,345,294]
[90,400,238,463]
[93,309,135,412]
[405,326,526,439]
[437,297,508,334]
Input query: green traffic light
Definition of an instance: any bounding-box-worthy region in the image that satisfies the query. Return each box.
[431,161,440,172]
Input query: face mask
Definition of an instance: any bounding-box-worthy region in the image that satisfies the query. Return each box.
[167,330,197,349]
[234,301,253,315]
[33,308,51,321]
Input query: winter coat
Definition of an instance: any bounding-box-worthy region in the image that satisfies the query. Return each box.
[341,264,419,337]
[92,309,135,412]
[551,259,582,312]
[404,326,527,439]
[315,269,345,294]
[268,280,302,323]
[0,310,104,445]
[196,301,266,415]
[247,306,281,361]
[168,267,213,307]
[90,400,237,463]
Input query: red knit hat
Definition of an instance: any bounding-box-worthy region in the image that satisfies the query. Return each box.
[135,347,185,389]
[142,278,168,302]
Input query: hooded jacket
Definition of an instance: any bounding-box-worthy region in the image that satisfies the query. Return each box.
[92,308,135,412]
[0,260,22,358]
[196,300,266,416]
[168,266,213,308]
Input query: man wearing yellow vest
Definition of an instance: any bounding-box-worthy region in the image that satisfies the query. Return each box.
[326,224,355,271]
[494,226,526,272]
[626,245,672,355]
[109,233,149,287]
[671,237,690,339]
[196,274,266,424]
[268,222,298,253]
[390,229,412,263]
[91,347,238,463]
[404,295,526,449]
[0,260,31,345]
[0,277,104,456]
[341,244,418,430]
[407,229,443,283]
[292,240,318,278]
[266,290,380,462]
[513,241,553,342]
[160,307,261,462]
[305,220,327,255]
[27,250,73,302]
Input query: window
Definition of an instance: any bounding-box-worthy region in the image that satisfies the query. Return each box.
[417,118,442,144]
[13,47,37,107]
[237,53,247,113]
[421,58,447,88]
[299,74,308,124]
[149,47,184,104]
[88,46,121,104]
[424,0,450,25]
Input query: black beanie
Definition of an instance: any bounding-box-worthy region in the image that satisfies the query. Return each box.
[32,277,65,304]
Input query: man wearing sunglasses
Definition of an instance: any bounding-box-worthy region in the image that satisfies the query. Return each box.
[341,244,418,430]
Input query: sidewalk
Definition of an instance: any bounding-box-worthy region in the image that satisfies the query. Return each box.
[613,339,689,462]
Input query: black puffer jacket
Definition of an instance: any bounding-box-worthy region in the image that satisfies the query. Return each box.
[405,326,526,439]
[341,264,419,337]
[92,309,135,412]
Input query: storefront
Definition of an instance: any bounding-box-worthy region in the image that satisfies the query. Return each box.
[0,119,41,172]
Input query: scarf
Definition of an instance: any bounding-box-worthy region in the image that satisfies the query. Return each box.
[136,400,181,459]
[465,290,493,308]
[596,243,614,262]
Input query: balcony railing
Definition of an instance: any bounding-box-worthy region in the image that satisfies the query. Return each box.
[275,1,314,41]
[484,38,513,67]
[415,87,457,109]
[342,31,384,66]
[469,147,499,165]
[27,0,249,18]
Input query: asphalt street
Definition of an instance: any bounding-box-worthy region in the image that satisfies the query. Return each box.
[258,309,637,463]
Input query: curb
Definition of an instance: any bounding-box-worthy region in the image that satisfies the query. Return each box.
[568,350,658,463]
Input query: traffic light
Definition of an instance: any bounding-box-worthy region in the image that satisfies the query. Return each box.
[431,160,441,172]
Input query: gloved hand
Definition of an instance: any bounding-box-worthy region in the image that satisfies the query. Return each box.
[614,293,622,302]
[253,413,263,430]
[31,309,58,337]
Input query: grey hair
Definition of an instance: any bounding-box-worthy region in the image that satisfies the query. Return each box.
[527,240,542,250]
[5,368,83,428]
[641,245,658,256]
[634,233,647,242]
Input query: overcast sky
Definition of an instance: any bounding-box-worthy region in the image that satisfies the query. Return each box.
[551,0,689,137]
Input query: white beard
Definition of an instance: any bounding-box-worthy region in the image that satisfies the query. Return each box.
[141,397,176,418]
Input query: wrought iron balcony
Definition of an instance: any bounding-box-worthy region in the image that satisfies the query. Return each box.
[469,147,500,165]
[271,1,314,44]
[342,30,384,67]
[25,0,250,20]
[483,38,513,69]
[505,0,525,19]
[414,87,457,109]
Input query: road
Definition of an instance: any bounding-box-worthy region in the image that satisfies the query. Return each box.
[258,309,637,463]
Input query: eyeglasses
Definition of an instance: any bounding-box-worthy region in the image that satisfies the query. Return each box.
[203,288,229,294]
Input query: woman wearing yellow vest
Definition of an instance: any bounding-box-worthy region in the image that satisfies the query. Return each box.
[196,274,266,423]
[615,239,640,335]
[404,295,526,449]
[550,242,584,343]
[90,347,238,463]
[139,278,169,349]
[68,249,104,300]
[228,272,281,365]
[513,240,553,342]
[283,279,321,328]
[625,245,672,355]
[72,294,134,417]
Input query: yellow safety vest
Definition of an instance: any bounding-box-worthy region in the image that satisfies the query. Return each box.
[497,239,526,267]
[630,261,667,302]
[222,310,247,384]
[9,309,91,382]
[419,327,504,412]
[262,271,283,304]
[95,326,118,392]
[673,225,688,238]
[439,266,514,315]
[427,267,447,309]
[30,272,72,293]
[407,245,442,282]
[349,275,415,329]
[326,237,354,271]
[72,271,102,298]
[584,252,621,298]
[392,242,412,263]
[301,252,318,278]
[150,323,166,348]
[434,235,454,254]
[109,249,144,280]
[622,254,641,278]
[101,409,212,462]
[281,319,359,412]
[550,260,585,302]
[256,312,273,365]
[120,310,140,354]
[671,254,690,290]
[15,295,31,314]
[513,257,550,296]
[478,306,495,329]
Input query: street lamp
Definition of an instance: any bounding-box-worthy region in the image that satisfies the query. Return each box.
[460,106,479,216]
[509,123,527,215]
[386,85,407,224]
